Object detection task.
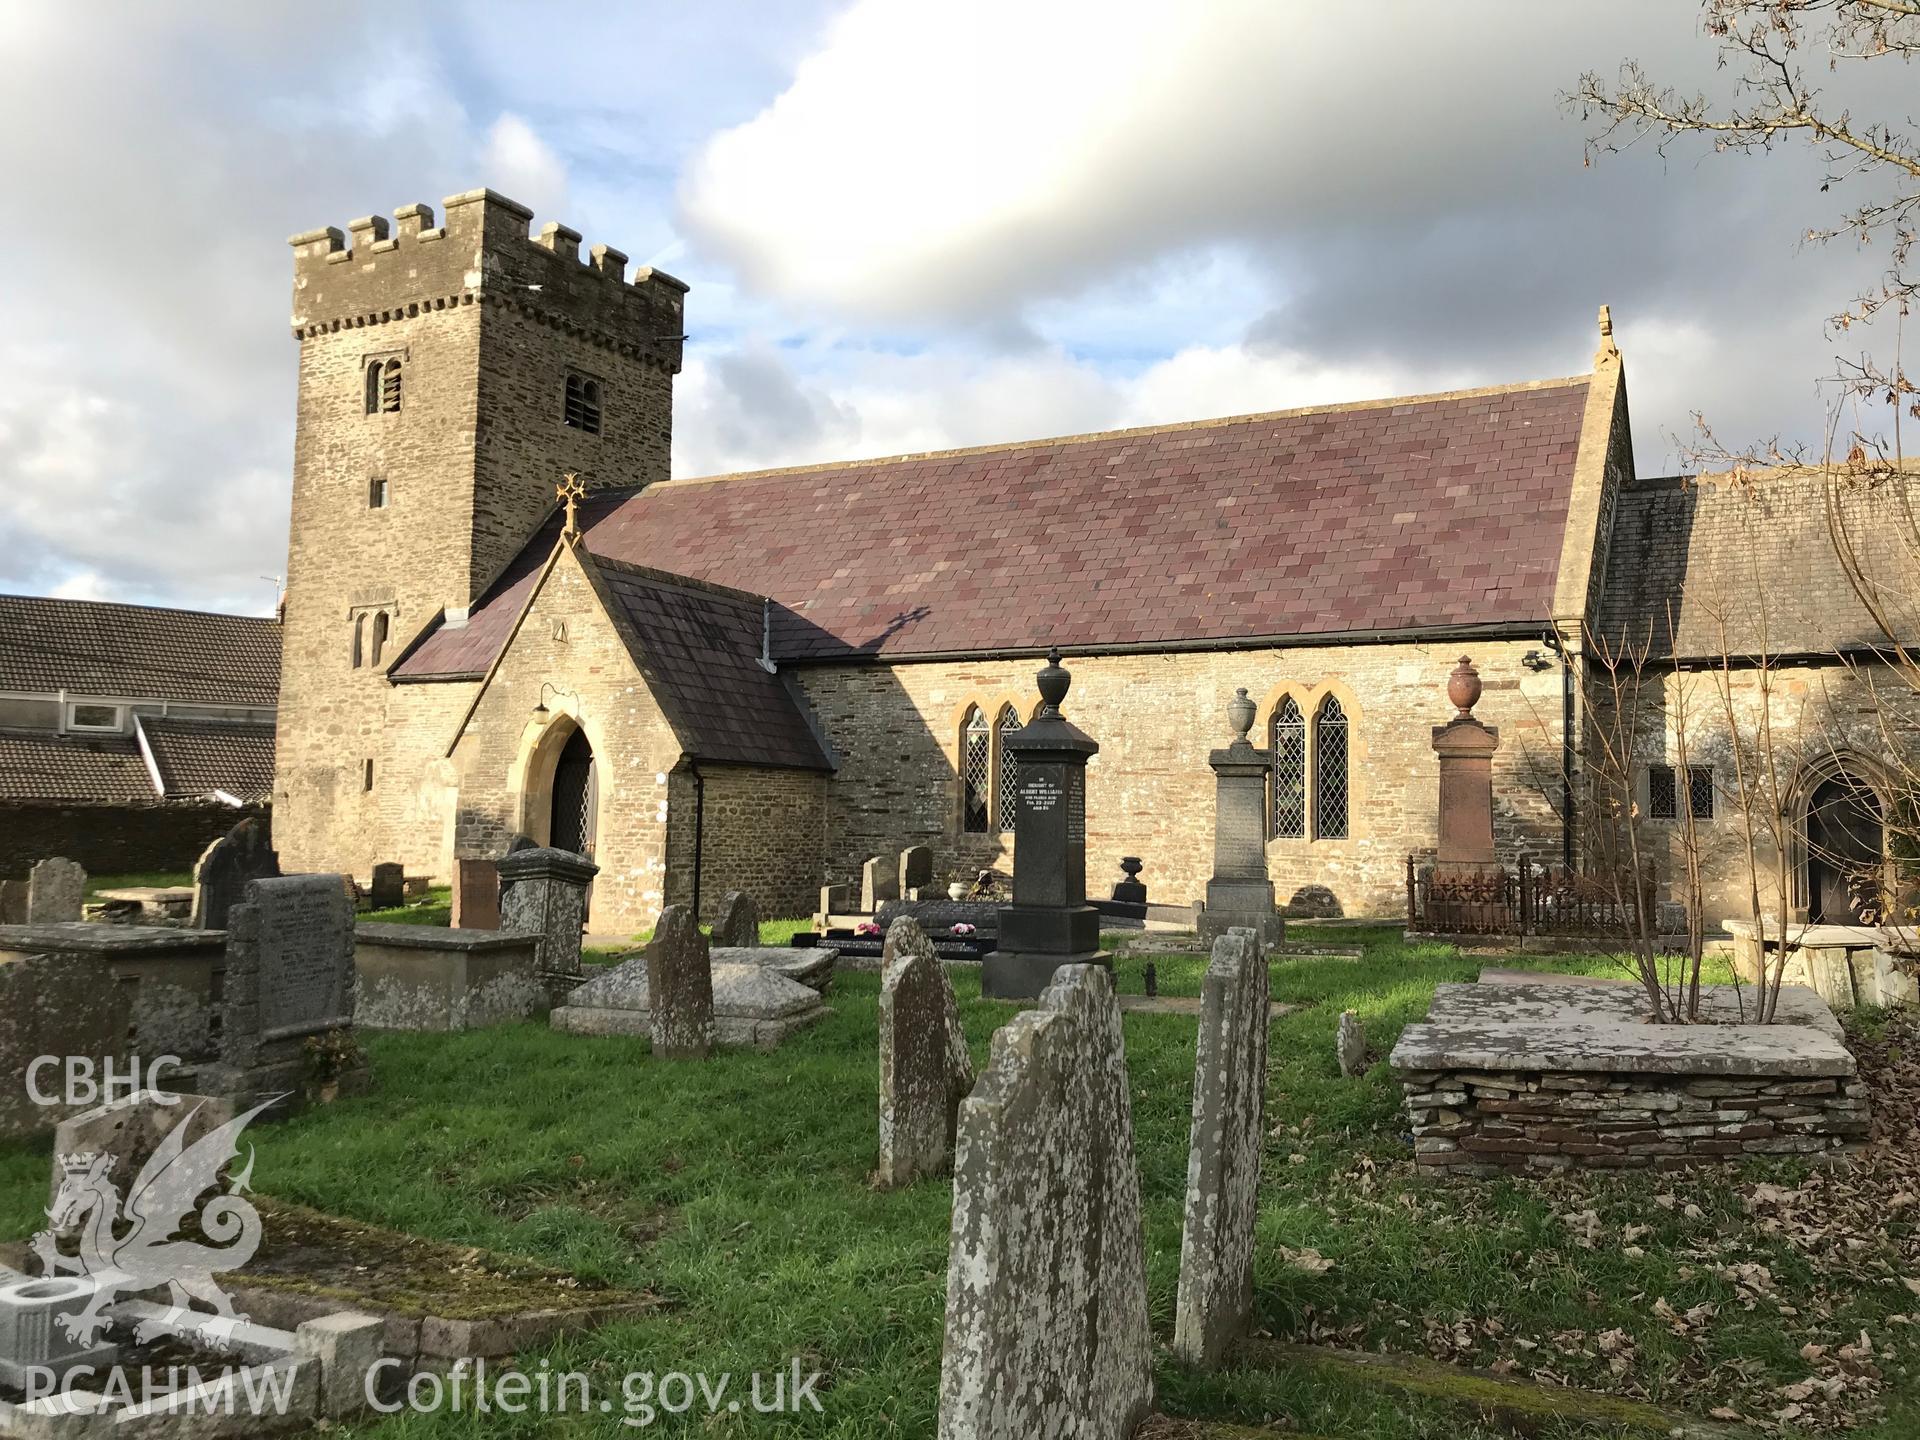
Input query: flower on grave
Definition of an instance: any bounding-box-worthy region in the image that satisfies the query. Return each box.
[950,923,976,936]
[856,922,882,936]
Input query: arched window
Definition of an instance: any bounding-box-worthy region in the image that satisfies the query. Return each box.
[369,610,390,667]
[1313,694,1349,840]
[351,613,365,669]
[1270,696,1306,839]
[995,706,1022,834]
[564,374,602,435]
[961,706,990,833]
[366,359,402,415]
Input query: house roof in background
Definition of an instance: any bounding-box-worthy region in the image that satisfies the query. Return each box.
[0,595,280,705]
[139,715,277,802]
[0,731,155,804]
[580,554,833,771]
[1595,469,1920,660]
[397,376,1592,677]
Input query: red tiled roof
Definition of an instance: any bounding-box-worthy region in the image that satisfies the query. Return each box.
[0,595,280,705]
[139,716,277,802]
[397,378,1590,676]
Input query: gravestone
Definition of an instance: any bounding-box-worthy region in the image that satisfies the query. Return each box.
[451,857,501,930]
[899,845,935,900]
[1194,688,1282,944]
[204,873,359,1107]
[861,856,899,913]
[47,1090,237,1216]
[1173,928,1271,1369]
[874,897,1000,937]
[0,951,136,1140]
[26,858,85,924]
[939,963,1152,1438]
[191,815,280,930]
[0,879,25,924]
[498,845,597,995]
[368,862,405,911]
[877,918,974,1187]
[712,889,760,947]
[980,650,1109,999]
[1336,1010,1368,1077]
[646,904,715,1060]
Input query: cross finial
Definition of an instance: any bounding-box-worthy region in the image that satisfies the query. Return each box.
[556,471,587,538]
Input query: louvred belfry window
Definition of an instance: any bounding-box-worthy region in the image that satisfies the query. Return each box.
[1314,694,1349,840]
[564,374,602,435]
[366,359,402,414]
[996,707,1022,834]
[1270,696,1307,839]
[962,707,990,833]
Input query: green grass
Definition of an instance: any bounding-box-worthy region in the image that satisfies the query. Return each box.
[83,870,191,899]
[363,885,452,926]
[1,926,1911,1437]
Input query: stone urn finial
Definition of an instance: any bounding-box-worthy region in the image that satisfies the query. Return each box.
[1447,655,1482,718]
[1227,686,1256,744]
[1035,646,1070,718]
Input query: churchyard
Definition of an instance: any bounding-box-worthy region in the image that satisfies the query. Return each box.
[0,922,1913,1437]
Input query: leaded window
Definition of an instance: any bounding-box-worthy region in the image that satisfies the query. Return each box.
[1687,765,1715,820]
[1648,764,1678,819]
[996,707,1022,834]
[1313,694,1349,839]
[1270,697,1306,839]
[962,707,990,833]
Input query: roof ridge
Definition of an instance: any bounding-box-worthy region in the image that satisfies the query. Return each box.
[651,373,1592,490]
[582,550,771,608]
[0,593,278,625]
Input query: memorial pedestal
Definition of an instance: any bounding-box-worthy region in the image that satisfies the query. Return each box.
[1194,688,1283,945]
[980,651,1109,999]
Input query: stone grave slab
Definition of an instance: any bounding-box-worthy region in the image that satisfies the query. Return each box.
[938,963,1152,1438]
[0,950,136,1140]
[553,959,827,1051]
[46,1089,238,1214]
[878,918,974,1187]
[709,945,836,993]
[353,924,543,1031]
[1174,928,1270,1368]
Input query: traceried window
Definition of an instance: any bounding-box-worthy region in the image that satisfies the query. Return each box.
[961,706,991,833]
[365,358,402,415]
[1688,765,1715,820]
[1270,696,1307,840]
[1649,763,1712,820]
[564,374,603,435]
[996,707,1023,834]
[1313,694,1350,840]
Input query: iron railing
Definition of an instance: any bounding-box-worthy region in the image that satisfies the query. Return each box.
[1405,854,1654,938]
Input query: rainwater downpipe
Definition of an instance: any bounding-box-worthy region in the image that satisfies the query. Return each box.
[1545,627,1575,870]
[690,763,706,920]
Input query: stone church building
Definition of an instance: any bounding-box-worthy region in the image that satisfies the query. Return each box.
[272,188,1915,936]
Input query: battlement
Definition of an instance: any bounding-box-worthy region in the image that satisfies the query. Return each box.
[288,188,685,370]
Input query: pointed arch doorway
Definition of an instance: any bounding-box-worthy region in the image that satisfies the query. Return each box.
[549,727,599,861]
[1805,773,1883,924]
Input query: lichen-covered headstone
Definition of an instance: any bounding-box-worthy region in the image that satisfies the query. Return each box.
[1336,1010,1367,1077]
[0,879,26,924]
[646,904,714,1060]
[938,963,1152,1439]
[712,890,760,947]
[1173,927,1270,1369]
[368,862,405,911]
[26,858,86,924]
[878,918,973,1187]
[498,845,597,987]
[191,816,280,930]
[861,856,899,913]
[47,1090,237,1218]
[0,952,134,1140]
[899,845,935,899]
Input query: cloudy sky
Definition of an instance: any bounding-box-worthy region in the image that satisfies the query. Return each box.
[0,1,1903,614]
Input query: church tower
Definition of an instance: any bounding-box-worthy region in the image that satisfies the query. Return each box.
[273,188,685,878]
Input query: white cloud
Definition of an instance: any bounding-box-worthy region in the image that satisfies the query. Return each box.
[482,113,570,221]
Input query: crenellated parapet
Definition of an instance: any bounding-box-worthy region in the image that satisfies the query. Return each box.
[288,188,685,371]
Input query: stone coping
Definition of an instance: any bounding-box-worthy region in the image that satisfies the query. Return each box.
[353,922,536,953]
[0,922,226,955]
[1392,981,1854,1078]
[93,886,194,903]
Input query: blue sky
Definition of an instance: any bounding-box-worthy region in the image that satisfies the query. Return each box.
[0,1,1902,613]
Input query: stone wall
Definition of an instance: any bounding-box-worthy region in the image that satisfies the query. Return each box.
[1400,1067,1870,1177]
[661,763,828,924]
[0,801,269,877]
[795,638,1565,920]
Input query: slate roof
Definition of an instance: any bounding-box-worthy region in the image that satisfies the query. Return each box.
[0,595,280,705]
[0,731,155,803]
[139,716,277,802]
[397,377,1592,677]
[1595,470,1920,660]
[583,556,833,771]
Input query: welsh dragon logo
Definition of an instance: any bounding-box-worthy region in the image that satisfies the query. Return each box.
[30,1097,278,1345]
